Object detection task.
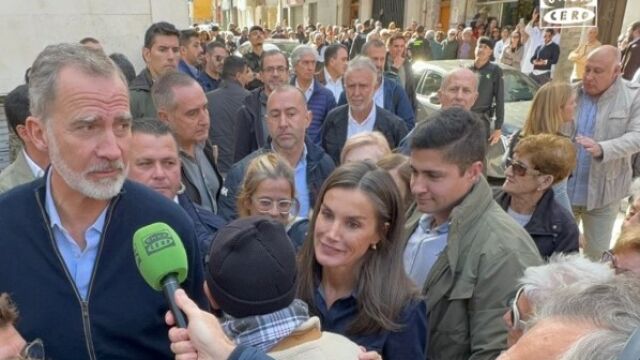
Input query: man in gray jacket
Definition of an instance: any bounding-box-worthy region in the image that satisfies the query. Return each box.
[567,45,640,260]
[206,56,251,175]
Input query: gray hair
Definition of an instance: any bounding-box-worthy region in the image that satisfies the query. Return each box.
[290,45,317,67]
[151,71,198,111]
[519,253,614,310]
[343,56,380,85]
[535,276,640,360]
[28,43,126,122]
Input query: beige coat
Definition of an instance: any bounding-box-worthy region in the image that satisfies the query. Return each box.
[268,317,361,360]
[569,78,640,210]
[0,150,36,194]
[567,40,601,80]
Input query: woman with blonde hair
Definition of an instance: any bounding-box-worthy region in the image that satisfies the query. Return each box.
[235,153,308,251]
[506,81,577,210]
[340,131,391,164]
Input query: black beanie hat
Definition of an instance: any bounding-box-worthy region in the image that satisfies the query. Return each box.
[206,216,297,318]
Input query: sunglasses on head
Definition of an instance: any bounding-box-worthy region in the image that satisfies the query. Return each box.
[505,157,540,177]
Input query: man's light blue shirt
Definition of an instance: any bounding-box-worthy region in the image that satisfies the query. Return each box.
[45,171,108,300]
[294,146,310,218]
[403,214,449,287]
[568,94,598,207]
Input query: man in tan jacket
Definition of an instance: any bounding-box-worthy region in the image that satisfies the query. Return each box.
[567,27,601,82]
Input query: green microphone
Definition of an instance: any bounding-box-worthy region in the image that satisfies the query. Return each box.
[133,222,189,328]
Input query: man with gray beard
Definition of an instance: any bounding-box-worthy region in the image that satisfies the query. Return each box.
[0,43,206,360]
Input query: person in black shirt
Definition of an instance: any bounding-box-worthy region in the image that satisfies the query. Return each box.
[243,25,265,90]
[529,28,560,85]
[469,37,504,145]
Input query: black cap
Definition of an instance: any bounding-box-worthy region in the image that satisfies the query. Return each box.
[211,25,220,32]
[206,216,297,318]
[249,25,264,33]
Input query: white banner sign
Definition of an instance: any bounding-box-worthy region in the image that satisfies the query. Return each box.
[540,0,597,28]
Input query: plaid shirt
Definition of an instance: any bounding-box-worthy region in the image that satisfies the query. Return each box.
[222,299,309,352]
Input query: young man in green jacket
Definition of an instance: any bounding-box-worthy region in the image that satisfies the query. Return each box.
[408,107,543,360]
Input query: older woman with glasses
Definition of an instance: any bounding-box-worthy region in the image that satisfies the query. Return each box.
[502,254,613,347]
[495,134,579,258]
[602,224,640,275]
[235,153,308,252]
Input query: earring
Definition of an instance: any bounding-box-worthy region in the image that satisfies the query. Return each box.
[371,243,377,250]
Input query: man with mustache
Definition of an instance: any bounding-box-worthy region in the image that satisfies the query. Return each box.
[0,43,207,360]
[152,72,223,214]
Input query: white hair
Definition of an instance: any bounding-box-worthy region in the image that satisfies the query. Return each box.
[533,276,640,360]
[519,253,614,309]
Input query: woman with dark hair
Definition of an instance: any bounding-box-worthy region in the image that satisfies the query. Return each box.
[296,162,427,359]
[500,30,524,70]
[495,134,579,258]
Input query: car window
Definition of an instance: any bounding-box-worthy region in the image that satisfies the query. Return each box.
[503,70,537,102]
[417,71,443,96]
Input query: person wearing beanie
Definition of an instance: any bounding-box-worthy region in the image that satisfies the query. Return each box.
[205,216,362,359]
[469,36,504,147]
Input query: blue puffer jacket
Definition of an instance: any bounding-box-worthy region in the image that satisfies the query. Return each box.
[290,77,337,145]
[0,178,208,360]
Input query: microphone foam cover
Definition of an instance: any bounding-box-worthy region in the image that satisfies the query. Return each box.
[133,222,188,291]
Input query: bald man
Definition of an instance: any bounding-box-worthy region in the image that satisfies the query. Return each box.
[567,45,640,260]
[397,68,479,153]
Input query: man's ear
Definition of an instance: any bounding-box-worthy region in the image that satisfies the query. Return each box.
[15,124,30,144]
[25,116,48,152]
[157,109,170,123]
[466,160,484,182]
[304,110,312,129]
[142,47,150,64]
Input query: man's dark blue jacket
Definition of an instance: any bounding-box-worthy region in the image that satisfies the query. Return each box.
[0,178,207,360]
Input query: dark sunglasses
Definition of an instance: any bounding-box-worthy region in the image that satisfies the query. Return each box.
[505,157,540,177]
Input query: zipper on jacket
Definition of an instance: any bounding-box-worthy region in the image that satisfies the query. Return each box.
[35,190,119,360]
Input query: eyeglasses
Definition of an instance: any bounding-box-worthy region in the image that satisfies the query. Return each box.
[253,197,299,216]
[602,250,628,274]
[508,287,527,331]
[505,157,540,177]
[20,338,45,360]
[263,66,288,74]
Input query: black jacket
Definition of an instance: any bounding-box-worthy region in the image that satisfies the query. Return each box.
[181,141,223,210]
[207,80,251,174]
[494,189,579,258]
[129,68,157,120]
[233,88,268,163]
[218,139,336,221]
[322,104,408,164]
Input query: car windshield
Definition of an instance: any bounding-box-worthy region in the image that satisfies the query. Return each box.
[416,67,538,103]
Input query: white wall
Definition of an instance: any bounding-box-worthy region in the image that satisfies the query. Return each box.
[0,0,189,95]
[622,0,639,36]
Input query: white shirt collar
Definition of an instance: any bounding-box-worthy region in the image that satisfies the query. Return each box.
[23,149,45,178]
[295,78,315,102]
[348,103,376,128]
[324,67,341,85]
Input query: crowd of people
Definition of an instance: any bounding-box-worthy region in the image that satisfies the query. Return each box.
[1,9,640,360]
